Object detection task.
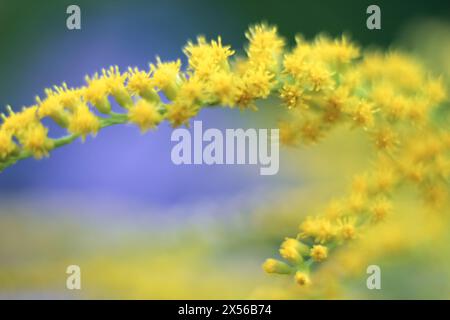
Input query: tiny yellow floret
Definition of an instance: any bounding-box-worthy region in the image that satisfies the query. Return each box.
[20,124,54,159]
[68,104,100,140]
[0,129,16,159]
[294,271,311,286]
[128,99,162,132]
[310,245,328,262]
[262,258,292,275]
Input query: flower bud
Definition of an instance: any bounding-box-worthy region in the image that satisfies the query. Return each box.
[262,258,293,275]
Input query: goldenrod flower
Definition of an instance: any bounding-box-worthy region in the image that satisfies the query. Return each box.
[305,63,335,92]
[372,127,399,151]
[245,23,284,71]
[184,36,234,79]
[84,73,111,113]
[237,67,274,108]
[294,271,311,286]
[127,67,159,101]
[370,197,392,223]
[279,246,301,264]
[0,129,16,159]
[128,99,162,132]
[177,76,205,105]
[299,217,336,244]
[279,238,309,264]
[150,58,181,100]
[208,70,239,106]
[310,245,328,262]
[262,258,292,275]
[283,36,312,80]
[67,104,100,140]
[166,100,199,127]
[102,66,133,108]
[53,83,83,110]
[314,35,360,65]
[337,217,357,241]
[322,87,349,124]
[19,124,54,159]
[279,84,311,110]
[36,89,71,129]
[350,99,375,128]
[386,95,408,121]
[1,105,39,135]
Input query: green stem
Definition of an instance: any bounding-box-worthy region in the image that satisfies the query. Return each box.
[0,112,130,172]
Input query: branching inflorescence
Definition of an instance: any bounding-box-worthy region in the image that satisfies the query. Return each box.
[0,24,449,286]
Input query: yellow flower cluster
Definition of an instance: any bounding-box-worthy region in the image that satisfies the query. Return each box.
[0,23,285,171]
[0,24,449,288]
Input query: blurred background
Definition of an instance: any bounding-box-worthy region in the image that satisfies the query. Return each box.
[0,0,449,299]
